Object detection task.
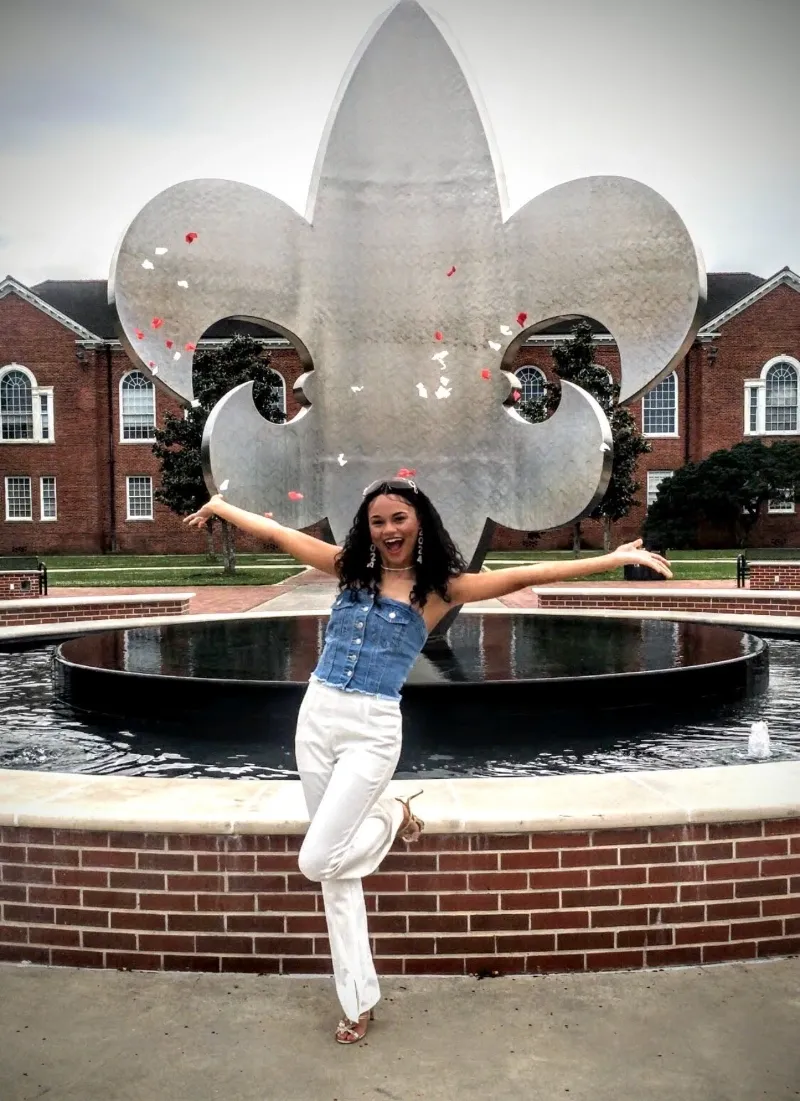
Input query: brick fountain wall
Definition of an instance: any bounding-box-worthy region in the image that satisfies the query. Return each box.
[1,820,798,975]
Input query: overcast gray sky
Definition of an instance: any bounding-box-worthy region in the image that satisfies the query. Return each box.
[1,0,798,285]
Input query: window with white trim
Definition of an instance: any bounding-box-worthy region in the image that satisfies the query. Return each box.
[642,373,677,436]
[646,470,673,508]
[744,357,800,436]
[768,488,795,514]
[5,476,32,520]
[40,476,57,521]
[516,367,546,404]
[0,365,54,443]
[120,371,156,441]
[269,368,287,417]
[126,476,153,520]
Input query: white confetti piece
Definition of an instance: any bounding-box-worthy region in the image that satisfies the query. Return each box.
[191,399,200,408]
[431,350,449,363]
[488,340,501,351]
[351,385,364,393]
[440,376,450,386]
[219,479,229,492]
[416,383,428,398]
[435,385,451,400]
[173,352,181,361]
[177,280,189,289]
[337,454,348,466]
[151,366,159,375]
[500,325,513,337]
[141,259,154,270]
[155,247,168,255]
[600,442,611,452]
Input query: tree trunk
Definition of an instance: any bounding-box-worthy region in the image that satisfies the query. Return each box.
[571,522,582,557]
[602,515,613,553]
[220,519,236,574]
[205,524,217,562]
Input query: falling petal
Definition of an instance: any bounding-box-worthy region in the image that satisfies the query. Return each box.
[416,383,428,398]
[396,467,416,478]
[177,280,189,289]
[173,352,181,361]
[446,266,456,277]
[600,442,611,452]
[431,350,449,363]
[184,343,196,352]
[440,376,450,386]
[134,329,144,340]
[434,331,443,341]
[337,453,348,466]
[481,369,491,380]
[165,339,174,349]
[155,247,168,256]
[513,390,521,401]
[488,340,501,351]
[185,231,198,243]
[288,490,304,501]
[141,259,154,270]
[351,385,364,393]
[191,399,200,408]
[500,325,513,337]
[149,363,157,372]
[435,385,451,399]
[516,311,528,327]
[151,317,164,329]
[219,479,230,492]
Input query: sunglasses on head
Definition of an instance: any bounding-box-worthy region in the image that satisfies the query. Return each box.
[362,477,418,497]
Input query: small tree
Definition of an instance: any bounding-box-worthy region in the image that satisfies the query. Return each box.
[152,335,285,573]
[519,321,651,553]
[643,439,800,549]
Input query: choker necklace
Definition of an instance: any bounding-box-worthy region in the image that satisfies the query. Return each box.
[381,564,414,572]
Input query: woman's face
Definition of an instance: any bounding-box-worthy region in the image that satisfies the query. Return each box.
[367,494,420,568]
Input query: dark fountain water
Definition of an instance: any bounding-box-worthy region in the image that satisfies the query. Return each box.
[1,613,797,780]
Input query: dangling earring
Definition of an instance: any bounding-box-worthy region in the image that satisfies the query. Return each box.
[368,543,377,569]
[416,531,423,564]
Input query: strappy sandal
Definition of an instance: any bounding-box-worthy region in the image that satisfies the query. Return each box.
[395,790,425,843]
[335,1009,374,1045]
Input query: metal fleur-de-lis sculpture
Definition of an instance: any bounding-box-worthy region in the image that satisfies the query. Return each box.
[110,0,705,569]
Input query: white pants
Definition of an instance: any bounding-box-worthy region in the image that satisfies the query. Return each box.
[295,678,405,1022]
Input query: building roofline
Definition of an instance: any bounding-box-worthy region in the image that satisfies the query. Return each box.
[698,267,800,333]
[0,275,103,341]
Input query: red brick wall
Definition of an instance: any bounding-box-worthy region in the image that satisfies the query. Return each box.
[0,594,190,626]
[1,820,797,974]
[3,283,800,556]
[749,564,800,589]
[536,591,800,616]
[0,572,42,598]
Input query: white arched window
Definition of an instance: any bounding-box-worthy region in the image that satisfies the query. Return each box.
[120,371,156,441]
[268,368,287,417]
[744,356,800,436]
[516,367,546,404]
[0,364,54,443]
[642,372,678,437]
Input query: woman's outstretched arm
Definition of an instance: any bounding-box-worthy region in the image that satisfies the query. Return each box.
[184,495,341,576]
[446,540,671,604]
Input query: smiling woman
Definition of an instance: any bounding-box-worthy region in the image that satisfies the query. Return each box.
[183,476,670,1043]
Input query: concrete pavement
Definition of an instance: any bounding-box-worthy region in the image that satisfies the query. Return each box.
[1,958,798,1101]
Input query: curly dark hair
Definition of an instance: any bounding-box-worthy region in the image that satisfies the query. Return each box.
[335,479,466,608]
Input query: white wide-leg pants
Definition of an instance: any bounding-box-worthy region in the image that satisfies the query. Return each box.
[295,679,405,1022]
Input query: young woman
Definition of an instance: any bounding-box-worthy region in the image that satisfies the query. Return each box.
[185,477,670,1044]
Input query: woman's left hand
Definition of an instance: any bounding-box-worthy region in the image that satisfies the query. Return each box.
[609,539,673,579]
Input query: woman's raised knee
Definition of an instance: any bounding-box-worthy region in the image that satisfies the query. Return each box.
[298,843,330,882]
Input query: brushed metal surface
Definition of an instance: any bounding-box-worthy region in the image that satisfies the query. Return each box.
[110,0,704,566]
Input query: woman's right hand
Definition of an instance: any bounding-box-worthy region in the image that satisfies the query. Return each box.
[184,494,224,529]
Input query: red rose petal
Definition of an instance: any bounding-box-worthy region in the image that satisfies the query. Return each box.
[287,490,304,501]
[184,343,196,352]
[134,329,144,340]
[165,339,174,350]
[151,317,163,329]
[434,330,443,341]
[148,361,156,368]
[516,311,528,327]
[185,231,198,244]
[481,368,491,380]
[513,390,521,401]
[396,468,417,478]
[446,266,456,277]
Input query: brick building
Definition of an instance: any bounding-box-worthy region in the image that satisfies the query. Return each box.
[1,268,799,555]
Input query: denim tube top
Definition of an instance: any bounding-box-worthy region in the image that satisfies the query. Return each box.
[311,587,429,701]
